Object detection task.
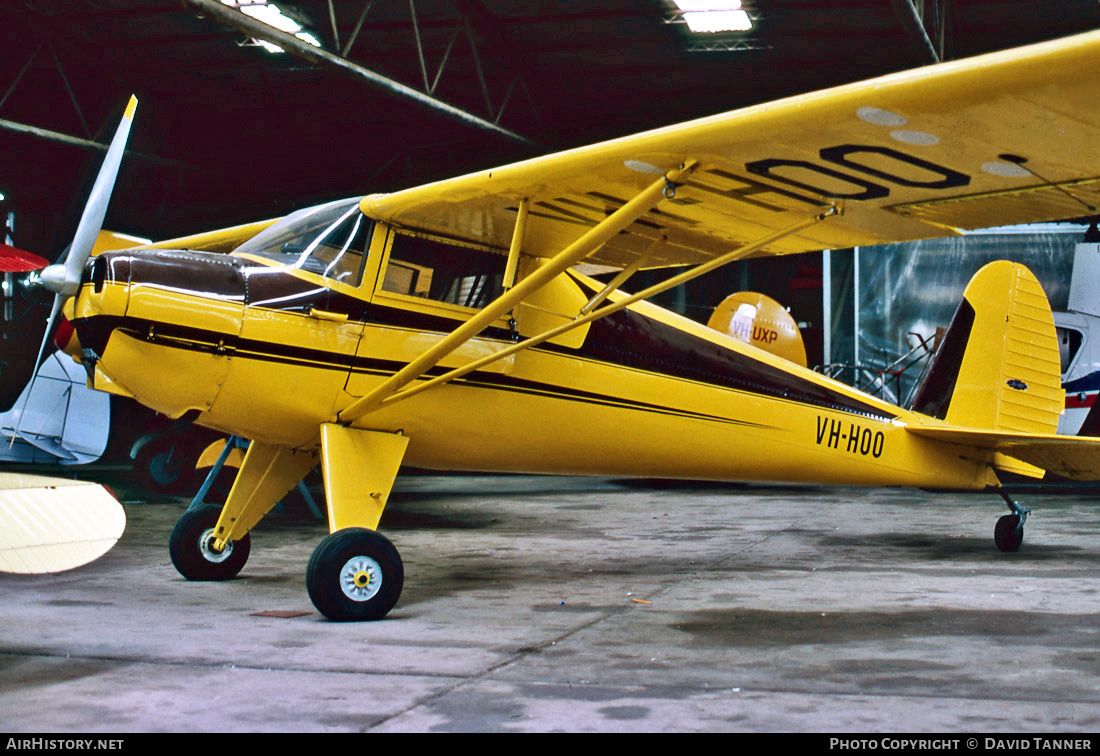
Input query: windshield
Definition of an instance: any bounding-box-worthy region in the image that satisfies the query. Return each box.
[234,197,371,286]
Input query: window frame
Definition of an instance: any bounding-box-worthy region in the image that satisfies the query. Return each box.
[1057,324,1087,379]
[233,199,382,305]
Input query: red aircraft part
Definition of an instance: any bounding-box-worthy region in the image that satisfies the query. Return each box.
[0,244,48,272]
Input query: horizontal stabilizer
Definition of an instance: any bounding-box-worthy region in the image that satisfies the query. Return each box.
[0,474,126,574]
[906,425,1100,481]
[5,432,80,461]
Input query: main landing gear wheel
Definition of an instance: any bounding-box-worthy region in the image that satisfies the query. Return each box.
[169,503,251,580]
[994,514,1024,553]
[306,528,403,622]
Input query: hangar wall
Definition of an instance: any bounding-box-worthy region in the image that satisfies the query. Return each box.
[825,224,1083,406]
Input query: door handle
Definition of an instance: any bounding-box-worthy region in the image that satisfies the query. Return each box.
[309,308,349,323]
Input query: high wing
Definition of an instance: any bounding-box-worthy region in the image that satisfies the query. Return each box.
[363,29,1100,269]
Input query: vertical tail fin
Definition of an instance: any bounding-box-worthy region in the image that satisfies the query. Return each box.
[909,261,1064,436]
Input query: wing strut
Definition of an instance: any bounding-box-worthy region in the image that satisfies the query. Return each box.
[578,236,661,317]
[502,197,530,292]
[354,205,839,416]
[337,162,698,424]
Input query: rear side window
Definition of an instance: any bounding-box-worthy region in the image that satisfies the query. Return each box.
[381,232,506,309]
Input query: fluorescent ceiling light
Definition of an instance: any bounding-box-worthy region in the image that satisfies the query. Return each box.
[220,0,322,52]
[239,3,301,34]
[295,31,321,48]
[672,0,753,33]
[255,39,284,54]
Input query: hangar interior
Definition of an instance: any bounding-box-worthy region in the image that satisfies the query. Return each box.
[7,2,1100,734]
[3,0,1100,416]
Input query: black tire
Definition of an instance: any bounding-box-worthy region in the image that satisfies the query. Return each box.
[169,503,251,580]
[994,514,1024,553]
[306,528,403,621]
[134,438,197,494]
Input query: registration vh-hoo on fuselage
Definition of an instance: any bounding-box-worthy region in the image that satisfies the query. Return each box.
[28,28,1100,620]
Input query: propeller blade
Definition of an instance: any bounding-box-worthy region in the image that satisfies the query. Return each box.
[40,94,138,298]
[13,94,138,446]
[66,94,138,289]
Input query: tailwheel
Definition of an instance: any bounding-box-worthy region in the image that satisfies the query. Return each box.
[994,514,1024,553]
[306,528,403,621]
[993,488,1029,553]
[169,503,251,580]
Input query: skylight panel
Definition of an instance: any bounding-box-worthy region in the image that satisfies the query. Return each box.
[219,0,322,52]
[240,3,302,34]
[672,1,753,33]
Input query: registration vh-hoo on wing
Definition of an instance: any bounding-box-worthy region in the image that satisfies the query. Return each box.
[28,28,1100,620]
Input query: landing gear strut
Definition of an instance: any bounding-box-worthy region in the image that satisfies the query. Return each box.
[994,489,1029,553]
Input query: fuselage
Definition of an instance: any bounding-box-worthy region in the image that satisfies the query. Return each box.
[67,201,994,491]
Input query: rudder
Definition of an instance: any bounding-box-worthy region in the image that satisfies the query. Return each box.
[909,261,1064,435]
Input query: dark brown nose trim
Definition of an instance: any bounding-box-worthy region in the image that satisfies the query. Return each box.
[89,248,248,301]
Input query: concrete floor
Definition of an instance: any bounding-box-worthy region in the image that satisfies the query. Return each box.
[3,471,1100,733]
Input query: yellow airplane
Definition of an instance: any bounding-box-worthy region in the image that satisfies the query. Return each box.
[29,28,1100,620]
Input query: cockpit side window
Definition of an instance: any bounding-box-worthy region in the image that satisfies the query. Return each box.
[294,209,371,286]
[234,198,372,287]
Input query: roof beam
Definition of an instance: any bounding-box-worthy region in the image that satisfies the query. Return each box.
[0,115,193,170]
[173,0,534,145]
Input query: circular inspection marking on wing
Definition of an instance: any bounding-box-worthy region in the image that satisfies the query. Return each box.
[890,130,939,146]
[857,107,907,127]
[981,161,1031,177]
[624,160,666,175]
